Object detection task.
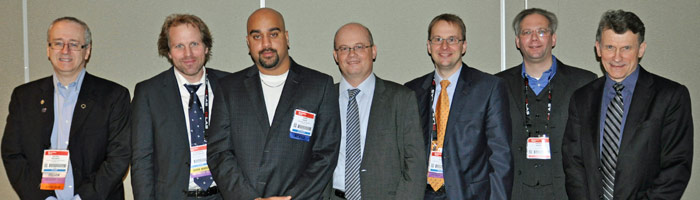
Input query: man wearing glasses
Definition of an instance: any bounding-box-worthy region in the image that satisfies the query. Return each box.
[323,23,426,200]
[2,17,131,199]
[495,8,596,200]
[405,13,512,200]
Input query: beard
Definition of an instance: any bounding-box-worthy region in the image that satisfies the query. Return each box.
[258,48,280,69]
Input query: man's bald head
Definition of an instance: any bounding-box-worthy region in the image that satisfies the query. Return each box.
[334,22,374,49]
[247,8,286,33]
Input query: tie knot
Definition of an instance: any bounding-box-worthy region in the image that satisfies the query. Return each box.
[185,84,201,95]
[613,83,624,93]
[440,80,451,90]
[348,89,360,99]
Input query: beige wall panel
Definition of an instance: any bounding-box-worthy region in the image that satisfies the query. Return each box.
[1,1,699,199]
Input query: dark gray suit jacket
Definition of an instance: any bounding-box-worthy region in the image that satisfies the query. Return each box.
[324,76,427,199]
[207,58,341,200]
[2,72,131,200]
[130,67,229,199]
[563,66,693,199]
[495,59,596,200]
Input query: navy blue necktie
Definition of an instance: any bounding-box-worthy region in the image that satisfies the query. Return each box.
[185,84,213,190]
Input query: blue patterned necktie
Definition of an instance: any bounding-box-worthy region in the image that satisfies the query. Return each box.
[185,84,213,190]
[602,83,624,200]
[345,89,362,200]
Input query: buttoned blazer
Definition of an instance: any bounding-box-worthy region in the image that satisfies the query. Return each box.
[207,58,341,200]
[130,67,229,199]
[324,77,427,199]
[405,63,513,200]
[2,72,131,200]
[563,66,693,199]
[495,59,596,200]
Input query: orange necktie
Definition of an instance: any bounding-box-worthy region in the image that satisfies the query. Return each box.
[428,80,450,191]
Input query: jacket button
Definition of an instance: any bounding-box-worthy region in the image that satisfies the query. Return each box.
[598,167,602,172]
[517,170,522,175]
[518,147,523,151]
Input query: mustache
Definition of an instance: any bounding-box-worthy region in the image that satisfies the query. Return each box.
[258,48,277,55]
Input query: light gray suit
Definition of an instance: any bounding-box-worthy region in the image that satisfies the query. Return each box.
[324,76,427,200]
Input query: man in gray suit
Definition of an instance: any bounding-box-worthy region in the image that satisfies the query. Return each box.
[131,14,229,199]
[495,8,596,200]
[207,8,341,200]
[324,23,426,200]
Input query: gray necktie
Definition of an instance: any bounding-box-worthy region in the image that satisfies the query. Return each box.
[602,83,624,200]
[345,89,362,200]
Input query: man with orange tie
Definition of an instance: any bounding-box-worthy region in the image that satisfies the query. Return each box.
[405,13,513,200]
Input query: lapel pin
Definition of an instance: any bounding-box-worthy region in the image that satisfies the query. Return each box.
[81,104,86,109]
[40,99,45,105]
[41,108,47,113]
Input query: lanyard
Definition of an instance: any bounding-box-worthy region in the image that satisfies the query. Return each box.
[203,76,210,130]
[523,77,551,137]
[429,79,438,150]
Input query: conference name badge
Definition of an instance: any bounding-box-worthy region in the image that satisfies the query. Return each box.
[40,150,70,190]
[289,109,316,142]
[526,136,551,159]
[428,148,443,178]
[190,145,212,178]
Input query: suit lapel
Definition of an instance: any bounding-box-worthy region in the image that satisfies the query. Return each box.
[39,77,55,149]
[587,78,605,161]
[447,64,474,127]
[69,73,97,146]
[618,67,653,157]
[362,77,386,168]
[549,63,574,129]
[505,65,526,121]
[269,63,300,134]
[415,73,434,152]
[162,68,190,147]
[243,67,271,135]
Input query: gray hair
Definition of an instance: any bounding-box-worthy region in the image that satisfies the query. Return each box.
[595,9,645,44]
[512,8,558,36]
[47,16,92,45]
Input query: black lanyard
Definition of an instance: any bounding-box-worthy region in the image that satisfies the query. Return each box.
[523,77,551,137]
[429,79,439,151]
[203,76,210,130]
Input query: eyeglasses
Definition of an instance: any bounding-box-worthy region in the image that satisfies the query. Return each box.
[519,29,551,37]
[49,41,87,51]
[429,36,463,45]
[335,44,372,54]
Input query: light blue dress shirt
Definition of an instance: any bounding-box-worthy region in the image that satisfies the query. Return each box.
[521,55,558,95]
[49,69,85,200]
[432,66,462,112]
[333,73,376,191]
[598,66,638,154]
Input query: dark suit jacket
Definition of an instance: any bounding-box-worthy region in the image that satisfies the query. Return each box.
[495,59,596,200]
[563,66,693,199]
[207,58,341,200]
[323,76,427,199]
[130,67,229,199]
[405,63,513,200]
[2,72,131,200]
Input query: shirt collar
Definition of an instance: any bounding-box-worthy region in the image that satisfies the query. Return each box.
[434,64,462,86]
[521,55,558,80]
[53,68,86,94]
[174,66,207,87]
[340,73,376,99]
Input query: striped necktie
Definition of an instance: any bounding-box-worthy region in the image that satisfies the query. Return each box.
[602,83,624,200]
[345,89,362,200]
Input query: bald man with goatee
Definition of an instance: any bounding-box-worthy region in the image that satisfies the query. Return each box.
[207,8,341,200]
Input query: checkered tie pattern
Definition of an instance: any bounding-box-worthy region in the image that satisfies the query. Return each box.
[345,89,362,200]
[185,84,213,190]
[602,83,624,200]
[428,80,450,191]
